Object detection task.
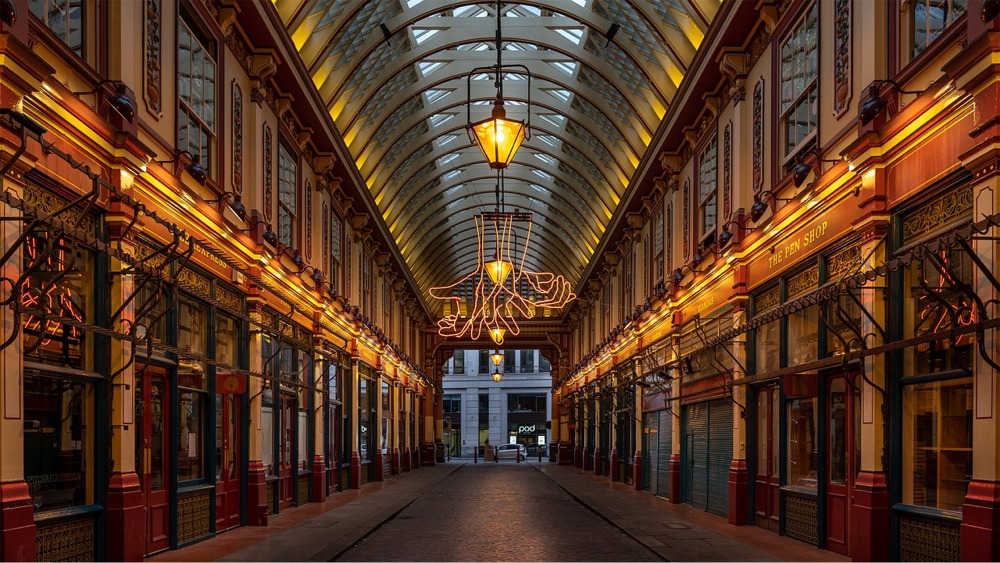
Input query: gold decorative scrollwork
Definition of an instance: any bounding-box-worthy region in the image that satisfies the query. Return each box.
[787,266,819,298]
[903,185,973,243]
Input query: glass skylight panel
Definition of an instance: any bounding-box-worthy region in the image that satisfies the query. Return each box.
[546,89,572,103]
[406,0,424,7]
[436,134,458,148]
[554,27,584,45]
[424,89,450,104]
[534,153,557,165]
[532,169,552,180]
[443,183,464,196]
[529,183,548,195]
[442,169,463,181]
[471,72,492,81]
[453,5,479,17]
[549,60,578,75]
[437,153,460,166]
[539,113,567,127]
[418,61,445,77]
[412,28,439,44]
[429,113,455,127]
[538,134,559,147]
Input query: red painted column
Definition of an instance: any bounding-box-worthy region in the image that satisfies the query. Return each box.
[573,445,581,468]
[311,456,326,503]
[960,480,1000,562]
[402,447,411,471]
[728,459,748,525]
[421,443,436,466]
[350,452,361,489]
[851,470,889,561]
[105,472,143,561]
[391,448,400,475]
[374,450,385,481]
[558,442,572,465]
[633,451,643,491]
[0,481,35,562]
[668,453,681,503]
[610,448,619,481]
[246,460,269,526]
[593,448,601,475]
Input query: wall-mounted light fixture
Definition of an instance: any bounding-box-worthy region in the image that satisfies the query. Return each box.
[0,0,16,25]
[157,150,207,186]
[858,80,922,126]
[206,191,247,221]
[983,0,999,22]
[717,218,756,249]
[73,80,136,124]
[749,190,793,222]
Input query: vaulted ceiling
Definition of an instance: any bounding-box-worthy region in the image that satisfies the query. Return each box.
[276,0,720,314]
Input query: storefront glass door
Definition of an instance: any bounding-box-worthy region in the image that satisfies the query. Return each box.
[754,385,780,531]
[215,392,241,531]
[137,366,170,554]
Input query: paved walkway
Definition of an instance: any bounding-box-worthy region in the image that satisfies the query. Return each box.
[147,460,850,562]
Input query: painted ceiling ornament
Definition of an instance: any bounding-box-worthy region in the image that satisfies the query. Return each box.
[430,211,575,346]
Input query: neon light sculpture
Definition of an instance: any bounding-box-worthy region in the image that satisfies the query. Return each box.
[430,211,575,345]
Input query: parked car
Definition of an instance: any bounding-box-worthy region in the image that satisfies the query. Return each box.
[495,443,527,461]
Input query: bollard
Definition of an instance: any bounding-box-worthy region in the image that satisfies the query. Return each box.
[517,449,521,464]
[474,446,478,464]
[538,447,542,463]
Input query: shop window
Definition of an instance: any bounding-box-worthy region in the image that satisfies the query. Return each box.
[787,305,819,365]
[297,350,310,470]
[826,294,863,357]
[698,137,718,241]
[779,2,819,162]
[277,144,297,248]
[177,389,204,481]
[29,0,83,56]
[787,396,817,490]
[902,378,972,511]
[904,248,975,375]
[24,376,94,511]
[216,313,239,368]
[177,15,216,174]
[261,337,275,472]
[381,380,391,455]
[911,0,967,58]
[754,319,780,374]
[22,229,94,369]
[177,295,209,384]
[358,376,372,462]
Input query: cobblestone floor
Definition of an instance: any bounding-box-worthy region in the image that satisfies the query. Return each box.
[337,463,660,562]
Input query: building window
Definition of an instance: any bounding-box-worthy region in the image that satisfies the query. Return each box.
[29,0,83,56]
[652,205,663,286]
[508,394,546,413]
[539,354,551,372]
[912,0,967,58]
[277,143,297,248]
[479,350,489,373]
[443,395,462,414]
[622,245,633,315]
[177,17,216,174]
[779,2,818,162]
[504,350,515,373]
[330,211,343,291]
[25,375,94,511]
[698,137,718,240]
[520,350,534,373]
[452,350,464,374]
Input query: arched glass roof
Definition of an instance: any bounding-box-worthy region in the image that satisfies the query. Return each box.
[277,0,719,312]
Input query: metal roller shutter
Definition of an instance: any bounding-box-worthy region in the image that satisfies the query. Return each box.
[656,409,672,499]
[682,403,708,507]
[707,398,732,517]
